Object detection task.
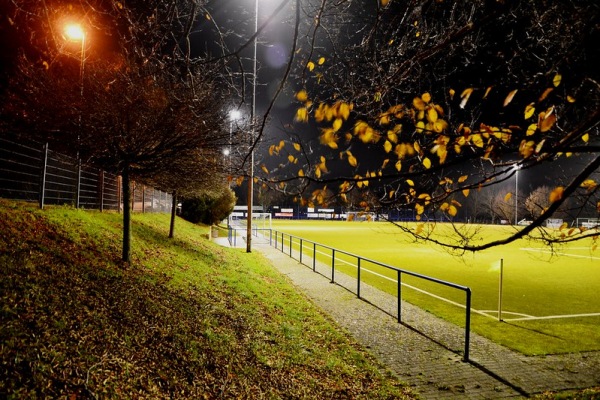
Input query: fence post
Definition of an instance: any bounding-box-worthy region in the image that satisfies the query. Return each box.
[464,288,472,362]
[357,258,361,299]
[39,142,48,209]
[331,249,335,283]
[142,185,146,213]
[313,243,316,272]
[299,239,303,264]
[397,270,402,323]
[76,159,82,208]
[100,170,105,212]
[289,236,293,257]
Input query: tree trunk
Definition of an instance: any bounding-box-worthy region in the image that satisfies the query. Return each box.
[169,190,177,239]
[122,164,132,263]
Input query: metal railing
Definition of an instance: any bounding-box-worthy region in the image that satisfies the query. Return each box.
[229,226,472,361]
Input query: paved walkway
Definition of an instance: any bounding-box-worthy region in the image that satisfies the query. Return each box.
[214,234,600,399]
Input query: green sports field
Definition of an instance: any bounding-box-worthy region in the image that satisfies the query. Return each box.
[268,219,600,355]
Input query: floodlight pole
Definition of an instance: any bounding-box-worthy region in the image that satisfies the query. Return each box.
[247,0,258,253]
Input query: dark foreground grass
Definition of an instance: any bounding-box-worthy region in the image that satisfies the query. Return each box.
[0,200,412,399]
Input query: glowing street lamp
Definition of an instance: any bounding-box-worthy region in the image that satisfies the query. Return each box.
[64,23,86,94]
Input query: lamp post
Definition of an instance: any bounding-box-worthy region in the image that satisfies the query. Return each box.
[64,24,86,97]
[228,110,241,184]
[514,165,520,225]
[64,23,86,208]
[247,0,259,253]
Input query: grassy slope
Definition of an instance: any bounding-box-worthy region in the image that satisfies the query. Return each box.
[0,200,412,399]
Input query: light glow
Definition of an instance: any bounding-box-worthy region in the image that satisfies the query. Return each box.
[64,24,85,41]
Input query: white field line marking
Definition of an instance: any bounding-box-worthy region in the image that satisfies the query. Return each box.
[479,310,534,318]
[520,247,600,260]
[504,313,600,322]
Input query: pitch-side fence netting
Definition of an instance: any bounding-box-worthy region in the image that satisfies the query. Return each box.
[228,226,472,361]
[0,136,172,212]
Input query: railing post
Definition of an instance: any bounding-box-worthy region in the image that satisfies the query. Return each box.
[300,239,303,264]
[331,249,335,283]
[39,142,48,209]
[289,235,293,257]
[397,270,402,323]
[357,257,361,299]
[313,243,316,271]
[464,288,472,361]
[100,170,105,212]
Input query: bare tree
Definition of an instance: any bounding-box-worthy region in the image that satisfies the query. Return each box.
[2,0,232,262]
[248,0,600,252]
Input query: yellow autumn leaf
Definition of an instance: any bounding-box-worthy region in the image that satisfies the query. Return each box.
[581,179,597,191]
[315,166,321,178]
[449,88,456,99]
[427,107,438,123]
[458,175,468,183]
[471,134,484,148]
[395,160,402,171]
[389,190,395,199]
[415,203,424,215]
[261,165,269,174]
[422,92,431,103]
[539,113,556,132]
[413,96,426,111]
[504,192,513,203]
[483,86,493,99]
[293,142,301,151]
[567,95,576,103]
[433,119,448,133]
[307,61,315,71]
[298,169,304,177]
[538,87,553,102]
[448,205,458,217]
[462,189,470,197]
[460,88,474,109]
[549,187,564,203]
[384,140,392,153]
[553,73,562,87]
[295,107,308,122]
[380,0,389,6]
[296,90,308,102]
[318,57,325,65]
[348,154,358,167]
[582,133,589,143]
[415,121,425,134]
[333,118,343,132]
[422,157,432,169]
[526,123,537,136]
[504,89,518,107]
[524,103,535,119]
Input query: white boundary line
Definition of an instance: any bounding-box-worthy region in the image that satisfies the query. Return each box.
[520,247,600,260]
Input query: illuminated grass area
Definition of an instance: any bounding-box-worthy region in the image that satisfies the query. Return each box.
[270,220,600,355]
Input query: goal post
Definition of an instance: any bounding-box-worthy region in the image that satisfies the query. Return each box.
[576,218,599,229]
[230,212,272,230]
